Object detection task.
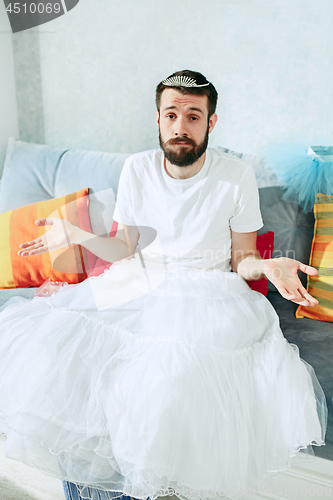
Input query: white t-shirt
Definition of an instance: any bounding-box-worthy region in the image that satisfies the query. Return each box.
[112,148,263,272]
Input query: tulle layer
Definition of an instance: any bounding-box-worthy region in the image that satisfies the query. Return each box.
[0,258,327,500]
[263,138,333,212]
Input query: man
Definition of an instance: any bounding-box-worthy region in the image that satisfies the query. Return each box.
[18,69,318,307]
[16,70,324,500]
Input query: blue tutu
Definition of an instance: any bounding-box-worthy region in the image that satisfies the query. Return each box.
[262,136,333,212]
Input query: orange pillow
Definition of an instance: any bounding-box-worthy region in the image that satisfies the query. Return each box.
[296,193,333,322]
[0,188,97,288]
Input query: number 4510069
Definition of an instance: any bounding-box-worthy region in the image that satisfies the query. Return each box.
[6,3,61,14]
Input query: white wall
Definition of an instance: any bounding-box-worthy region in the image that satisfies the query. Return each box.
[12,0,333,155]
[0,4,18,175]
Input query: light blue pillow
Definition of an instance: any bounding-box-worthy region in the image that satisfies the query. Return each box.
[0,137,67,212]
[0,138,130,235]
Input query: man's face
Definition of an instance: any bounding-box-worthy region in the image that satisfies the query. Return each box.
[157,88,217,167]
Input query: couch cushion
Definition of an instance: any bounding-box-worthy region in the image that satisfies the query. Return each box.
[0,138,130,237]
[258,186,315,291]
[54,149,129,236]
[54,149,128,200]
[0,138,67,212]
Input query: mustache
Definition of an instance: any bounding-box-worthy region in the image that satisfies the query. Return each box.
[166,137,196,146]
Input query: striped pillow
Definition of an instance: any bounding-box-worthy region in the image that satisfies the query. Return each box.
[296,193,333,322]
[0,188,97,288]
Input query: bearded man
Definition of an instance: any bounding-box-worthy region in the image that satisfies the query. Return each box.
[2,70,326,500]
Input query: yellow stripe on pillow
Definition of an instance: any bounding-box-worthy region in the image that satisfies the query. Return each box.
[0,210,15,288]
[296,193,333,322]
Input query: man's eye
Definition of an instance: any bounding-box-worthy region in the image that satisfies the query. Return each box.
[166,114,175,119]
[190,116,199,121]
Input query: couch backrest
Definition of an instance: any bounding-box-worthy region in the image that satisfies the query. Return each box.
[0,138,130,235]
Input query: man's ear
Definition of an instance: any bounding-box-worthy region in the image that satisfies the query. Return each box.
[156,110,160,125]
[208,113,218,134]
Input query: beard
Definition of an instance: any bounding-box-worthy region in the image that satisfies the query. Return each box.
[159,125,209,167]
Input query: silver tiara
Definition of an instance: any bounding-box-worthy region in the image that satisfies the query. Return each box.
[162,76,210,88]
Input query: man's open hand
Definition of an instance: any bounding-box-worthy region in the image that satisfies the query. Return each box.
[17,218,75,256]
[262,257,319,307]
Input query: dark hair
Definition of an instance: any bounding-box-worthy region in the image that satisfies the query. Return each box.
[155,69,218,118]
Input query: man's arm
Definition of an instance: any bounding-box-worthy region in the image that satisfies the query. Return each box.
[231,230,319,307]
[231,230,263,279]
[73,222,140,261]
[18,218,140,263]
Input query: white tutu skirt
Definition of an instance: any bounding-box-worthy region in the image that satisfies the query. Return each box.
[0,256,327,500]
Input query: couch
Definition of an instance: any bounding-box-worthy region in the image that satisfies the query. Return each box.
[0,137,332,463]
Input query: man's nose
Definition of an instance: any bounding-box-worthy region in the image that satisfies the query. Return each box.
[174,117,188,137]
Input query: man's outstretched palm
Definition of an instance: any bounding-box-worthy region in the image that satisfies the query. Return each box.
[17,218,75,256]
[262,257,318,307]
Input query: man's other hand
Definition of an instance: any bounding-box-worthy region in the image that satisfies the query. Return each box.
[262,257,319,307]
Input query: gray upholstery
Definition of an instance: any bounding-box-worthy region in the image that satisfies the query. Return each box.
[267,292,333,460]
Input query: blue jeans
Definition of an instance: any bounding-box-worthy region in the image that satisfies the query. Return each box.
[62,481,142,500]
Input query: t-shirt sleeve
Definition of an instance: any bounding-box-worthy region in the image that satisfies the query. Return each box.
[112,159,136,225]
[229,164,263,233]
